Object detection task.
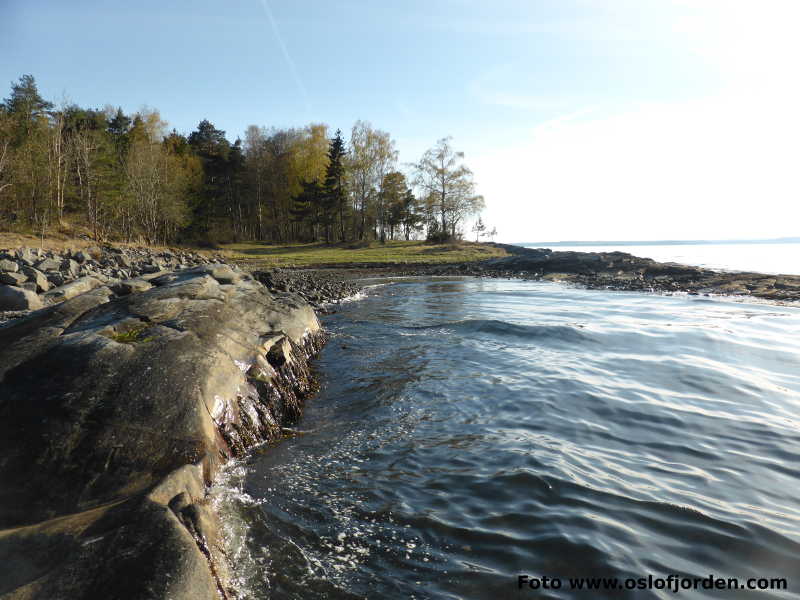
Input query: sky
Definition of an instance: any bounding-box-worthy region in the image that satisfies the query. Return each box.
[2,0,798,243]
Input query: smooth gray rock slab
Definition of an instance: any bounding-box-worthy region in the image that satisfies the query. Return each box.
[43,276,103,303]
[0,265,322,599]
[0,285,43,310]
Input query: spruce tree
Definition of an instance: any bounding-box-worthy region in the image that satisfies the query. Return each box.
[322,129,347,243]
[290,179,323,241]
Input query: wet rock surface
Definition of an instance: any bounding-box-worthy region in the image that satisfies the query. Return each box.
[253,268,363,307]
[0,260,323,599]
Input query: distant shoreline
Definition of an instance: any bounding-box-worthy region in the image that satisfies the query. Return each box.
[516,237,800,247]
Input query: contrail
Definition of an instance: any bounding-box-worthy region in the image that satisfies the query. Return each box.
[259,0,312,116]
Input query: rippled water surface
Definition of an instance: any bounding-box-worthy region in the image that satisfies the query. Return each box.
[215,278,800,599]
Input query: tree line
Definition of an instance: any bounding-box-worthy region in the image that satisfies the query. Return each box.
[0,75,486,246]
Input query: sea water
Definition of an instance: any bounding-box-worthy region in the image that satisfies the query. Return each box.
[214,278,800,599]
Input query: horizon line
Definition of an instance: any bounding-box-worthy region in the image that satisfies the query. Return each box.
[512,236,800,247]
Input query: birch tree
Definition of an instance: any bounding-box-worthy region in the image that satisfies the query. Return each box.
[413,137,483,240]
[347,121,397,241]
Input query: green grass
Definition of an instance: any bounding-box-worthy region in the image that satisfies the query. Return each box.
[108,325,154,344]
[221,240,508,269]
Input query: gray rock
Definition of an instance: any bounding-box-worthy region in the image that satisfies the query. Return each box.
[36,257,61,272]
[139,270,170,282]
[109,278,154,296]
[16,247,36,264]
[73,250,90,263]
[61,258,80,276]
[188,263,242,285]
[114,254,132,268]
[140,263,161,274]
[21,266,50,293]
[0,266,322,598]
[43,276,103,303]
[0,258,19,272]
[46,272,65,287]
[0,285,43,310]
[0,271,27,285]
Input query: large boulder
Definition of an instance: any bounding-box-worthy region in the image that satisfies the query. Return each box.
[0,265,323,599]
[0,285,43,311]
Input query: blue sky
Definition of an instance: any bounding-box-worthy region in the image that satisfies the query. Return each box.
[2,0,798,242]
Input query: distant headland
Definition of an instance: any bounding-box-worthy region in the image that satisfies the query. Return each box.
[516,237,800,247]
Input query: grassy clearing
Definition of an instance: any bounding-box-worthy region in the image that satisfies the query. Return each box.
[0,231,96,252]
[221,240,508,268]
[0,230,507,269]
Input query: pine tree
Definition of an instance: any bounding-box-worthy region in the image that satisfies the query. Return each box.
[188,120,231,242]
[322,129,347,243]
[289,179,323,241]
[3,74,53,139]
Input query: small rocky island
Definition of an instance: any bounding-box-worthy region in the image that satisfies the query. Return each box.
[0,241,797,600]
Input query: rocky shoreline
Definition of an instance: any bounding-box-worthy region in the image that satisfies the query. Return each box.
[267,243,800,304]
[0,245,228,321]
[2,242,798,327]
[0,253,332,599]
[0,241,796,599]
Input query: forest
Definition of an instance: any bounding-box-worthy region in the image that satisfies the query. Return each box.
[0,75,487,246]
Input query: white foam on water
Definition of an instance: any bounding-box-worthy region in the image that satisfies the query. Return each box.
[208,460,270,599]
[248,400,435,592]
